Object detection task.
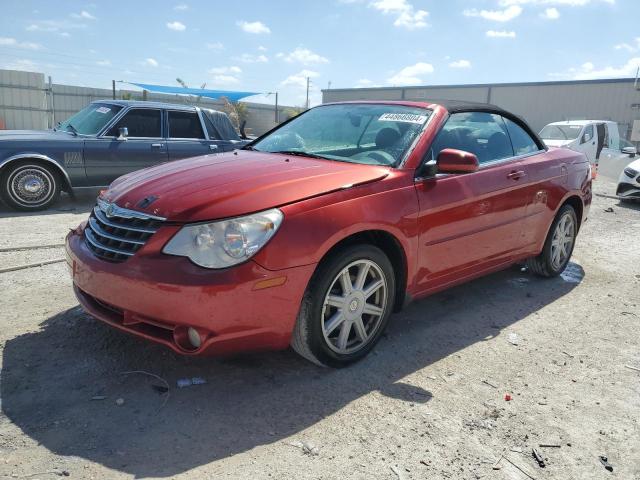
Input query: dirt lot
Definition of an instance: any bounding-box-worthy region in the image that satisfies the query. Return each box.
[0,180,638,480]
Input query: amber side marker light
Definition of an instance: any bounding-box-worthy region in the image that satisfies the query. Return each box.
[253,276,287,291]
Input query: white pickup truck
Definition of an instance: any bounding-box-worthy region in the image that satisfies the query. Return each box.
[539,120,638,180]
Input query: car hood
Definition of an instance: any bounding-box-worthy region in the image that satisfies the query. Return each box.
[542,139,574,148]
[0,129,77,141]
[103,151,390,222]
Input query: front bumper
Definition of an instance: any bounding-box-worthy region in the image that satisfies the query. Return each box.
[66,227,316,356]
[616,181,640,199]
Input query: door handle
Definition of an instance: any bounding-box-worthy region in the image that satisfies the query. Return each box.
[507,170,526,180]
[209,144,219,150]
[151,143,165,149]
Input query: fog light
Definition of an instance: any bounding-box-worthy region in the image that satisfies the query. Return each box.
[187,327,201,348]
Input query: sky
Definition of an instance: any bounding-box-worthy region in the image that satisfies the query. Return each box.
[1,0,639,107]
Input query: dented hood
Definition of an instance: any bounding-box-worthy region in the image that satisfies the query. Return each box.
[104,150,390,222]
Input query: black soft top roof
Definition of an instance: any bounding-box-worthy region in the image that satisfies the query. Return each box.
[433,99,547,151]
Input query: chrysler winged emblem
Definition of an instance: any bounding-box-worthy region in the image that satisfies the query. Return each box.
[105,203,116,218]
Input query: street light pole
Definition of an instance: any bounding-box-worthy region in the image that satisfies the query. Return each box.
[305,76,310,110]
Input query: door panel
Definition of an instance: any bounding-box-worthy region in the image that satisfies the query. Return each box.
[83,138,168,185]
[414,159,531,290]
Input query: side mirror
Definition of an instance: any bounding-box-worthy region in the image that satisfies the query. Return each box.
[622,146,637,157]
[437,148,479,174]
[117,127,129,141]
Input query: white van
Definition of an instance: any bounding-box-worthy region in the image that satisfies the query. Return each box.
[539,120,637,180]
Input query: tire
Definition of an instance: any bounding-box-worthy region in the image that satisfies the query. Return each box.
[291,244,396,368]
[527,204,578,278]
[0,162,61,211]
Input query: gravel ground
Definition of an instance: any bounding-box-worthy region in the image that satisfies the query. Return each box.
[0,180,638,480]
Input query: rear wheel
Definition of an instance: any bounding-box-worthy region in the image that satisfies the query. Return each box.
[0,162,60,211]
[291,245,395,367]
[527,204,577,277]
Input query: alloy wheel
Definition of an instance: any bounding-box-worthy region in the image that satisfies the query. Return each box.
[550,212,575,270]
[321,259,388,355]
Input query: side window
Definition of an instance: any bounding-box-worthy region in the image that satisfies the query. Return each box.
[203,115,221,140]
[581,124,594,144]
[106,109,161,138]
[429,112,513,164]
[168,111,205,139]
[503,117,541,156]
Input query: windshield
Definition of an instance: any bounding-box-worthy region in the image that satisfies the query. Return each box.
[251,104,432,167]
[540,124,583,141]
[58,103,123,136]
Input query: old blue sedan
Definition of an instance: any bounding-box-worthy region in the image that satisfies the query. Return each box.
[0,100,249,210]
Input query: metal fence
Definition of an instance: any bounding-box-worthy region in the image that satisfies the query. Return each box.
[0,69,291,135]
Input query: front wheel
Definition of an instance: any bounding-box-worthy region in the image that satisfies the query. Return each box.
[291,245,396,367]
[1,162,61,211]
[527,204,578,277]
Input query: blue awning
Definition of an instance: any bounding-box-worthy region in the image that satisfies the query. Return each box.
[127,82,259,102]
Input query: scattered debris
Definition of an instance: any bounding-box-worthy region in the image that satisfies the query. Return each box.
[539,444,561,448]
[624,364,640,373]
[507,333,520,346]
[121,370,171,410]
[560,263,584,283]
[482,380,498,389]
[493,448,507,470]
[287,441,319,456]
[115,398,125,406]
[604,207,614,213]
[503,456,537,480]
[177,377,207,388]
[510,446,523,453]
[620,311,638,317]
[390,465,405,480]
[151,384,169,394]
[561,351,575,358]
[504,393,512,401]
[599,455,613,472]
[532,448,546,468]
[0,243,65,253]
[91,395,106,401]
[21,469,70,478]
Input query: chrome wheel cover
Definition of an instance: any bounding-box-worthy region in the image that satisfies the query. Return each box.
[550,212,575,270]
[321,259,388,355]
[8,165,55,207]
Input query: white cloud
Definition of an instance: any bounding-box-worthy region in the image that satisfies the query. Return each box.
[209,65,242,74]
[96,59,111,66]
[206,42,224,50]
[174,3,189,10]
[541,7,560,18]
[355,78,374,87]
[486,30,517,38]
[26,19,86,34]
[369,0,429,29]
[449,59,472,68]
[500,0,613,5]
[279,47,329,65]
[235,53,268,63]
[71,11,96,20]
[2,58,38,72]
[236,20,271,34]
[463,5,522,21]
[211,74,240,86]
[387,62,434,85]
[552,57,640,80]
[615,37,640,53]
[167,21,186,31]
[0,37,41,50]
[258,45,267,51]
[281,69,319,88]
[143,58,159,67]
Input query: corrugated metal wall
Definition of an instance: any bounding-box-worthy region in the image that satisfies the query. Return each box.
[0,69,288,135]
[323,79,640,137]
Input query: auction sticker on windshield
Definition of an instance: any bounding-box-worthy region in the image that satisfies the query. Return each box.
[379,113,428,124]
[96,107,111,114]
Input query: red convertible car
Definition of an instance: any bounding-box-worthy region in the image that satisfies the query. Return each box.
[65,100,591,367]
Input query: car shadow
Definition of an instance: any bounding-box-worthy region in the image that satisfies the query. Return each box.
[0,190,98,218]
[617,199,640,211]
[0,263,584,477]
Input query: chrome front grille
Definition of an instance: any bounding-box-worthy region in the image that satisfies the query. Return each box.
[84,198,165,263]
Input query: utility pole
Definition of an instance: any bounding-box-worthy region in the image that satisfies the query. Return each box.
[112,79,116,100]
[305,76,310,110]
[275,91,279,123]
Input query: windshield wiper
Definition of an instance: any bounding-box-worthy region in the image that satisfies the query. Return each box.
[66,123,78,136]
[271,150,329,160]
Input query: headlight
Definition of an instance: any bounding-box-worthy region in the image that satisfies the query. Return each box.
[163,208,283,268]
[624,167,638,178]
